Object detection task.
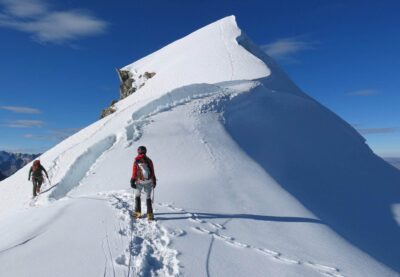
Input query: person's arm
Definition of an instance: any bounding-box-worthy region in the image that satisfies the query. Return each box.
[130,161,138,188]
[41,165,49,178]
[132,162,138,180]
[28,167,32,180]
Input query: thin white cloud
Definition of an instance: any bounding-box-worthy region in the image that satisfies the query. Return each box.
[347,89,378,97]
[356,127,398,135]
[0,0,47,17]
[24,127,81,141]
[7,119,44,128]
[383,157,400,169]
[261,37,314,61]
[0,0,108,44]
[1,105,41,114]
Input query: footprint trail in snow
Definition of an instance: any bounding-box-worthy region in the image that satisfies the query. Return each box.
[157,202,345,277]
[103,192,180,277]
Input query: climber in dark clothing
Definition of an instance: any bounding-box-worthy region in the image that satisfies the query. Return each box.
[28,160,49,197]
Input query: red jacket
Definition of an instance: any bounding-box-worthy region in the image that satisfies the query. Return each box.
[132,154,156,182]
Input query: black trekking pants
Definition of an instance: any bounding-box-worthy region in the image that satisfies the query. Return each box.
[32,177,43,197]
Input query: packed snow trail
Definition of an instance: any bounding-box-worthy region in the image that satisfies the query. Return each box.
[106,192,180,277]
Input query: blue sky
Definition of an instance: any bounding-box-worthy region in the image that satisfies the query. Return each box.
[0,0,399,156]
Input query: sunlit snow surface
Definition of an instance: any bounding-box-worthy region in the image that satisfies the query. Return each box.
[0,16,399,277]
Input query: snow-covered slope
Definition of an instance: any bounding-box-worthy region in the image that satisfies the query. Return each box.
[0,16,399,277]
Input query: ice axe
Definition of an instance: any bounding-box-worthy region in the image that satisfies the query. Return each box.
[44,175,52,190]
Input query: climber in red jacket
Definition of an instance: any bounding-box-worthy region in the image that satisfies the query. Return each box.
[130,146,156,220]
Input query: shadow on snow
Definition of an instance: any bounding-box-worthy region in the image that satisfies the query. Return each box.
[223,77,400,273]
[156,212,323,224]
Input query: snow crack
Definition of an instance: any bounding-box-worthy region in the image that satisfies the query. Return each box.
[49,135,117,200]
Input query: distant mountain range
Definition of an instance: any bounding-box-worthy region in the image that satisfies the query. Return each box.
[384,157,400,170]
[0,151,40,181]
[0,171,6,181]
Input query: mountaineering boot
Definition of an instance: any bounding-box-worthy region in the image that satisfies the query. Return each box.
[147,213,154,220]
[146,199,154,220]
[134,197,141,218]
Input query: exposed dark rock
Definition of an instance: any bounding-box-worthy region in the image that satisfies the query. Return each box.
[100,100,118,119]
[100,68,156,118]
[143,72,156,79]
[116,69,156,100]
[117,69,135,99]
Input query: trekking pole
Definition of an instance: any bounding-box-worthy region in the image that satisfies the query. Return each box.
[152,186,155,204]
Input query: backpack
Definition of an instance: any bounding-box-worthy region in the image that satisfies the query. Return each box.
[137,159,151,180]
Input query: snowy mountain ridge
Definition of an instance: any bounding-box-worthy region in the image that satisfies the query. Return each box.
[0,15,399,277]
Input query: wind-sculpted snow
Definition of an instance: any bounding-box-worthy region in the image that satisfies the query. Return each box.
[123,81,253,147]
[124,83,220,147]
[49,135,117,200]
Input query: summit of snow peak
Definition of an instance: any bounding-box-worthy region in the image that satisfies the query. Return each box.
[106,15,305,118]
[112,15,309,113]
[115,16,271,101]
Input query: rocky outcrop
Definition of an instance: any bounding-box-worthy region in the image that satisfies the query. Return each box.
[117,69,135,99]
[116,69,156,99]
[100,69,156,119]
[100,100,117,119]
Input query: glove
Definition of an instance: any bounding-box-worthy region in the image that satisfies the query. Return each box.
[28,178,30,181]
[130,179,136,189]
[152,179,157,189]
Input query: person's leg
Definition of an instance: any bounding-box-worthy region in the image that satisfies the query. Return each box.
[134,183,143,215]
[143,182,152,200]
[32,179,37,197]
[144,183,153,219]
[146,199,153,218]
[36,178,43,194]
